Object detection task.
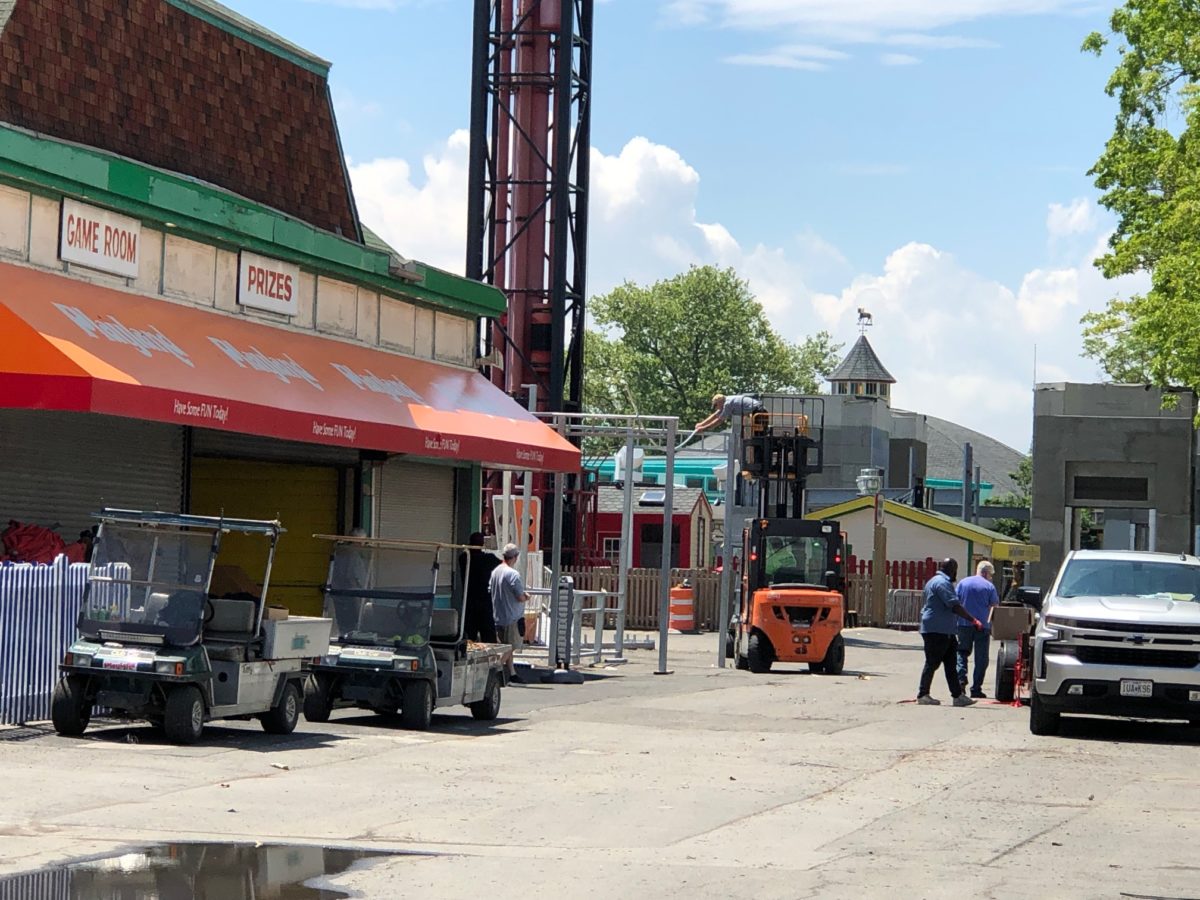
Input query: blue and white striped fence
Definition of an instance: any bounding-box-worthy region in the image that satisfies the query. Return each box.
[0,556,89,726]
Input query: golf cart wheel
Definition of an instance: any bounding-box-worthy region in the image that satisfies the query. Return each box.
[164,685,205,745]
[51,675,91,737]
[994,643,1018,703]
[469,673,502,721]
[747,632,773,674]
[303,674,334,723]
[1029,690,1060,737]
[812,634,846,676]
[400,680,434,730]
[261,681,301,735]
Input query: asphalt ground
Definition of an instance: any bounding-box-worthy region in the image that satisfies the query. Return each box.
[2,628,1199,899]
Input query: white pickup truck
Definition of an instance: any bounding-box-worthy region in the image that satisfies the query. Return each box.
[1030,549,1200,735]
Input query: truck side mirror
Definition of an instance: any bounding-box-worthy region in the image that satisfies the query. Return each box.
[1016,586,1043,612]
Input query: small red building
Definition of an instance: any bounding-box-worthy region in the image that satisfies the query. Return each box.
[592,485,714,569]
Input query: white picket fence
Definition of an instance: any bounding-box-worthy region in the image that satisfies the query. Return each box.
[0,556,90,726]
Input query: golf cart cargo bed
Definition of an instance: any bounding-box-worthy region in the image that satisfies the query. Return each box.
[263,617,331,659]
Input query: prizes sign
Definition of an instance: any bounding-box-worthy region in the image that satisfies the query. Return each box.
[60,199,141,278]
[238,251,300,316]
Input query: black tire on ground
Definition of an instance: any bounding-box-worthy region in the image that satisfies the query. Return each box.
[469,672,502,721]
[51,675,91,737]
[164,685,205,745]
[303,674,334,723]
[747,632,773,674]
[725,631,735,660]
[1029,689,1061,737]
[400,679,434,730]
[261,681,301,735]
[994,645,1017,703]
[812,634,846,676]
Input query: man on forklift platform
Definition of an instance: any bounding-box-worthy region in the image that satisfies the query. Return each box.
[693,393,763,434]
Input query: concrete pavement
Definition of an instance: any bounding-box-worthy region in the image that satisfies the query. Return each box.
[2,628,1199,898]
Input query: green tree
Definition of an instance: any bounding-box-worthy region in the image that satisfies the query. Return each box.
[1080,2,1200,388]
[584,266,841,427]
[985,456,1032,542]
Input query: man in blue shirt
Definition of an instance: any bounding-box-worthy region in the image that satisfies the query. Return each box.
[955,560,1001,699]
[918,558,983,707]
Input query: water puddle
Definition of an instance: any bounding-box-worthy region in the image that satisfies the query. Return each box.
[0,841,397,898]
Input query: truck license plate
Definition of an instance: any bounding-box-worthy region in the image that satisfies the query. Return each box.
[1120,679,1153,697]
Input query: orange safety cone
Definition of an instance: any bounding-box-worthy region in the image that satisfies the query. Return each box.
[668,583,695,634]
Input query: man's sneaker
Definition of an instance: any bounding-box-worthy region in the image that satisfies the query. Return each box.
[917,694,941,705]
[953,695,976,708]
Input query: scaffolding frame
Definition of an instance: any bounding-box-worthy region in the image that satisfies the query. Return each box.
[535,411,679,674]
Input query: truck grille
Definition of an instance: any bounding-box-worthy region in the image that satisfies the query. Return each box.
[1072,646,1200,668]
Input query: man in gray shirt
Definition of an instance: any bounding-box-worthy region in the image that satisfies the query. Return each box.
[489,543,528,678]
[693,393,763,434]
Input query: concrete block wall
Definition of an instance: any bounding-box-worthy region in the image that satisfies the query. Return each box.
[1029,383,1195,585]
[0,182,476,368]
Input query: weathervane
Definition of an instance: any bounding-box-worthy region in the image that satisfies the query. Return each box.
[857,307,874,335]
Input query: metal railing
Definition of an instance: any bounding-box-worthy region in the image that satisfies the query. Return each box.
[886,589,924,629]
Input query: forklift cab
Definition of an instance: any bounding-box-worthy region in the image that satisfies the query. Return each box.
[746,519,845,595]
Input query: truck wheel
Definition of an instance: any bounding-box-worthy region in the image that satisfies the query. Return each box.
[747,632,773,674]
[400,680,434,730]
[261,681,301,735]
[164,685,205,745]
[470,673,502,721]
[994,645,1017,703]
[303,675,334,723]
[51,676,91,737]
[1029,690,1060,737]
[812,634,845,675]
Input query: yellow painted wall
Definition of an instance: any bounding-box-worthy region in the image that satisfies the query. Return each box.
[190,458,338,616]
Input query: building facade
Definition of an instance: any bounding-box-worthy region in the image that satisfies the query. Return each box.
[0,0,577,612]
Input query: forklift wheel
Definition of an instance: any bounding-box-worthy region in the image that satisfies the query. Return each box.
[261,681,301,735]
[400,680,434,730]
[811,634,845,676]
[303,674,334,723]
[51,676,91,737]
[747,633,773,674]
[469,673,502,721]
[164,685,205,745]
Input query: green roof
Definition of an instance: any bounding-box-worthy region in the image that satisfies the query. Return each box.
[0,123,505,318]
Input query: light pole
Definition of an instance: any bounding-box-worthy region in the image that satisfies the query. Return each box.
[856,468,886,626]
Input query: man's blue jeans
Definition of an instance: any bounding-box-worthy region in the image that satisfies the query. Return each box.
[956,625,991,695]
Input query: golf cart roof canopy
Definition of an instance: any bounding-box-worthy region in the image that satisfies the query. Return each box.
[95,508,285,537]
[314,534,479,553]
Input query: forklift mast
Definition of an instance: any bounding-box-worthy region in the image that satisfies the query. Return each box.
[739,395,825,519]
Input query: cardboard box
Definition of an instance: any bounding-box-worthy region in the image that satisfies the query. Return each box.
[264,605,289,621]
[991,605,1035,641]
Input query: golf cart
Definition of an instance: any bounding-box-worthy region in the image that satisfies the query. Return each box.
[51,509,330,744]
[303,535,512,729]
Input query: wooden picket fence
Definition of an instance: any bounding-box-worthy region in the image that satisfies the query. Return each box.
[561,558,937,631]
[561,567,723,632]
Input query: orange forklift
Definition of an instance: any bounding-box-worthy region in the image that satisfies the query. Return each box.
[726,397,847,675]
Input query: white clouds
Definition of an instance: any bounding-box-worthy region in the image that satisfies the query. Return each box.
[724,43,849,70]
[350,129,1138,450]
[668,0,1082,72]
[1046,197,1098,239]
[348,130,471,274]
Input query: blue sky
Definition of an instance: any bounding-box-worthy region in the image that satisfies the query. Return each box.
[228,0,1136,454]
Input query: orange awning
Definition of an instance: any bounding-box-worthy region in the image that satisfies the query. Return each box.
[0,262,579,472]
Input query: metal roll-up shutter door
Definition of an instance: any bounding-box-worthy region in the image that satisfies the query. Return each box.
[190,429,360,467]
[377,460,457,543]
[0,410,183,537]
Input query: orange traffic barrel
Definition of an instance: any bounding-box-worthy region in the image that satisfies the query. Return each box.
[669,584,695,634]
